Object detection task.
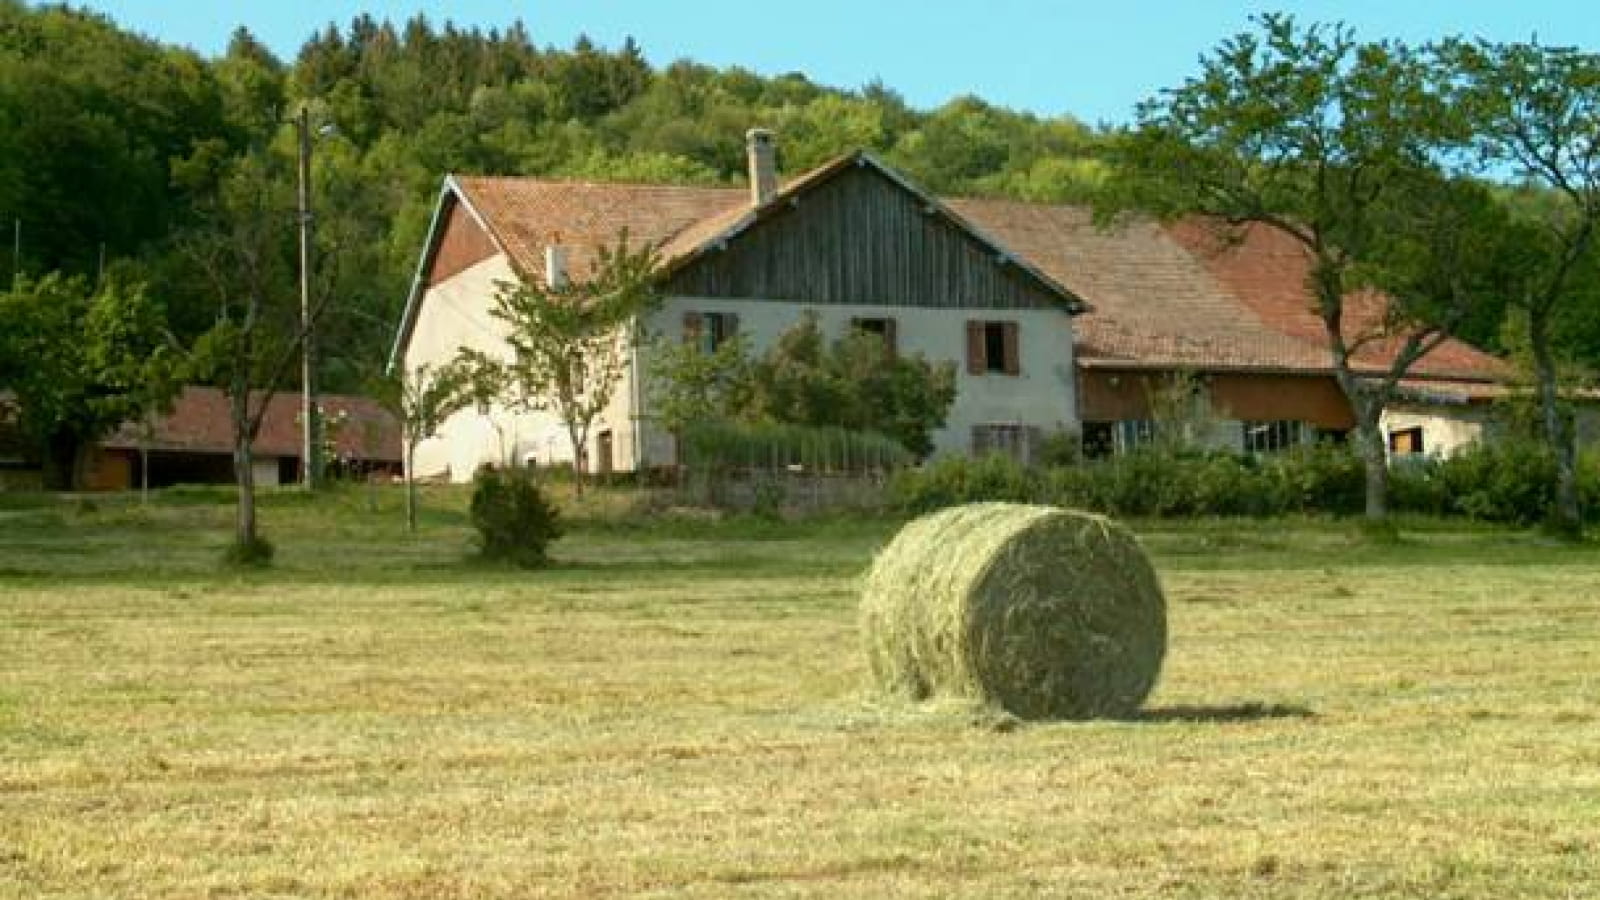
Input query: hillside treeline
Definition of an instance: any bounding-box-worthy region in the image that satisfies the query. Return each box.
[0,2,1112,387]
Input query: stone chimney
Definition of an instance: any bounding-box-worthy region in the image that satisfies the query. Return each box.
[544,244,568,290]
[747,128,778,206]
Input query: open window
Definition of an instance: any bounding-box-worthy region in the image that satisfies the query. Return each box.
[683,311,740,353]
[1389,426,1424,456]
[965,320,1020,376]
[850,316,898,355]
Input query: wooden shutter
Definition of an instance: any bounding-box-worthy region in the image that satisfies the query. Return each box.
[965,321,985,375]
[883,318,899,358]
[722,312,739,339]
[682,311,703,346]
[971,424,992,457]
[1002,322,1021,376]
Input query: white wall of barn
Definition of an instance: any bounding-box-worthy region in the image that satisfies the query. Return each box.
[402,253,643,482]
[637,295,1079,465]
[1379,405,1491,459]
[401,254,1081,480]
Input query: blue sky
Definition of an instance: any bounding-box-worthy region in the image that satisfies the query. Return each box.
[69,1,1600,124]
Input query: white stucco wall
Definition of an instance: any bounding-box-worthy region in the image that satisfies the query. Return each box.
[402,253,647,482]
[639,296,1078,463]
[401,258,1079,478]
[1380,405,1490,458]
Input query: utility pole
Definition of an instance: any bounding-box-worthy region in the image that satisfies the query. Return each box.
[297,105,321,490]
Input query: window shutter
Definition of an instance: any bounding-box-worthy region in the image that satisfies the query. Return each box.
[1002,322,1021,376]
[971,425,991,457]
[1025,426,1043,466]
[722,312,739,338]
[965,321,985,375]
[682,311,703,346]
[883,318,899,358]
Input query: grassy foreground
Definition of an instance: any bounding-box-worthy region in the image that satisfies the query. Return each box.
[1,487,1598,898]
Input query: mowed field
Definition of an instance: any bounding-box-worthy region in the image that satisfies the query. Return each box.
[1,488,1598,898]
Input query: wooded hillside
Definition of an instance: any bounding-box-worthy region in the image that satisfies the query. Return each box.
[0,2,1113,389]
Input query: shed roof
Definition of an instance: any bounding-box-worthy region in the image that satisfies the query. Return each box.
[102,387,401,462]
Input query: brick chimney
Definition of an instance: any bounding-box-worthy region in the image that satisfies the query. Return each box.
[544,244,568,289]
[747,128,778,206]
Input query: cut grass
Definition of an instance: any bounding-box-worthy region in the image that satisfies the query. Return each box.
[1,487,1598,897]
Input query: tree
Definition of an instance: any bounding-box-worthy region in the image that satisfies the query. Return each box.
[371,359,483,533]
[0,273,175,488]
[175,148,337,561]
[460,236,660,496]
[1443,40,1600,537]
[648,332,751,435]
[653,311,957,459]
[1107,15,1483,521]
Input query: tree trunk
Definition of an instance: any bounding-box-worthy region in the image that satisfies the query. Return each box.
[405,444,418,534]
[41,429,79,491]
[1529,309,1582,538]
[233,435,257,548]
[568,423,586,498]
[230,390,258,550]
[1355,407,1389,521]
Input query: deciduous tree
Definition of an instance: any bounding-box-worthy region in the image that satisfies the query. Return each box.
[1107,15,1485,521]
[459,236,660,496]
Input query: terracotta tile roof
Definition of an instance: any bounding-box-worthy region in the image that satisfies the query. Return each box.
[442,165,1506,383]
[102,386,401,462]
[1165,220,1508,381]
[453,175,746,285]
[946,198,1333,371]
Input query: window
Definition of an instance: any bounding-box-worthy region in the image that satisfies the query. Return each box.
[965,320,1020,376]
[1243,420,1306,454]
[1389,426,1424,456]
[683,311,739,353]
[972,423,1037,463]
[1115,420,1161,453]
[1082,422,1115,459]
[851,317,898,355]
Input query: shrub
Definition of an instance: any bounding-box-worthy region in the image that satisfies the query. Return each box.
[222,535,274,568]
[469,467,563,567]
[887,453,1039,513]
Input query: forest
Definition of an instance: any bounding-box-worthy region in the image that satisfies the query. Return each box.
[0,1,1115,391]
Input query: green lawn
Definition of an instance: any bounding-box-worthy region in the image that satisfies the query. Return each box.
[1,488,1598,898]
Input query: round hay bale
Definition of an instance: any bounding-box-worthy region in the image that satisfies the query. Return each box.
[860,503,1166,720]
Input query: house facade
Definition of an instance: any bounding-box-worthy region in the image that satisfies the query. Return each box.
[392,132,1512,481]
[392,133,1086,481]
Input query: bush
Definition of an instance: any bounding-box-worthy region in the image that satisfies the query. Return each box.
[469,467,563,568]
[889,444,1369,518]
[887,453,1039,513]
[885,441,1600,524]
[222,535,275,568]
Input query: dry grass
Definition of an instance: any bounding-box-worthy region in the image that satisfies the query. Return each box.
[2,489,1598,897]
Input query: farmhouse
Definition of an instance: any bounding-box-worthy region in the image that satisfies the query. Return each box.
[392,131,1087,479]
[392,131,1508,479]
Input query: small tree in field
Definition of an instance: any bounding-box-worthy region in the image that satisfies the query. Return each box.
[372,359,485,533]
[460,236,659,496]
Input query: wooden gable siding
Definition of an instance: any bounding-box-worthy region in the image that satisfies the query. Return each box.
[665,165,1059,310]
[427,198,499,287]
[1078,369,1356,429]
